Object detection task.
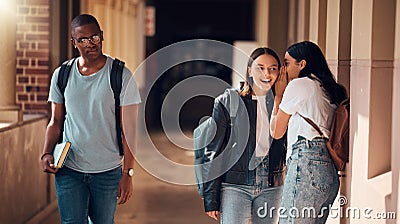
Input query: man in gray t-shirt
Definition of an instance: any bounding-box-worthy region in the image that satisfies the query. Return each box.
[40,14,140,223]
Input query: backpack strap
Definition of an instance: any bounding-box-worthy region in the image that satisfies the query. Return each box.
[110,58,125,156]
[225,88,240,119]
[300,115,325,137]
[57,58,76,97]
[340,98,350,108]
[56,58,76,143]
[300,98,350,138]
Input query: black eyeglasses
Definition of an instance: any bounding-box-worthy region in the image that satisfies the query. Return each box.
[73,35,101,46]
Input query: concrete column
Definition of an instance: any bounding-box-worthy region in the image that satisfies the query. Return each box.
[287,0,297,46]
[134,0,146,89]
[309,0,319,44]
[392,57,400,224]
[51,0,61,72]
[0,0,21,123]
[309,0,327,52]
[391,0,400,221]
[80,0,90,13]
[325,0,340,83]
[325,2,340,221]
[104,0,115,55]
[326,3,352,223]
[255,0,269,46]
[350,0,395,223]
[254,0,290,57]
[267,0,289,57]
[326,0,351,95]
[122,0,138,70]
[296,0,310,42]
[90,0,106,33]
[113,0,122,57]
[337,0,352,93]
[254,0,289,57]
[368,0,395,179]
[121,0,130,62]
[82,0,145,88]
[67,0,74,58]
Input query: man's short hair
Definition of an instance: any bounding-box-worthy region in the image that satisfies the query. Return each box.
[71,14,101,32]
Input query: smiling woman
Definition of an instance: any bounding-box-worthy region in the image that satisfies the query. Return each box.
[202,47,287,224]
[248,54,280,96]
[240,47,281,97]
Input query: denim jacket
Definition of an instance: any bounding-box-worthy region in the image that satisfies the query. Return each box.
[203,90,287,212]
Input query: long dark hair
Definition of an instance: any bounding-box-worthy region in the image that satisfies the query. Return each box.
[287,41,348,104]
[240,47,281,96]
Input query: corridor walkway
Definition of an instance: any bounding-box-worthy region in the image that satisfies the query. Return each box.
[38,132,217,224]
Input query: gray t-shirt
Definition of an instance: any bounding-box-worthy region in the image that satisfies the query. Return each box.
[48,56,141,173]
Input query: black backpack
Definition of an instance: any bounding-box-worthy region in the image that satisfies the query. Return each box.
[57,58,125,156]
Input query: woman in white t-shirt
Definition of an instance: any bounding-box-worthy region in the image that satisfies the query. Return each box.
[270,41,347,224]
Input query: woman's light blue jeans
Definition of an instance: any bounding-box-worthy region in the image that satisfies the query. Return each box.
[220,158,283,224]
[279,137,339,224]
[55,166,122,224]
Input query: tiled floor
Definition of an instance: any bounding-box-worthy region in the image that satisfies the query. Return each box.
[39,132,217,224]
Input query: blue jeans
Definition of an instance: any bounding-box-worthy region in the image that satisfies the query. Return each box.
[220,158,283,224]
[55,166,122,224]
[279,137,339,224]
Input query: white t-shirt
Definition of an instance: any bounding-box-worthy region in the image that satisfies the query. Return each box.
[279,77,336,160]
[252,95,270,157]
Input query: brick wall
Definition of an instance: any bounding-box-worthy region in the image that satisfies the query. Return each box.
[16,0,50,114]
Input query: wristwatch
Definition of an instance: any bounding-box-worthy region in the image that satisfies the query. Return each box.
[123,168,134,177]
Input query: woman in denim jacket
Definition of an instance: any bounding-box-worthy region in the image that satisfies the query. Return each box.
[271,41,348,223]
[203,47,287,224]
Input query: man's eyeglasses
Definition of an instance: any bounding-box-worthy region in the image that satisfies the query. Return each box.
[72,35,101,45]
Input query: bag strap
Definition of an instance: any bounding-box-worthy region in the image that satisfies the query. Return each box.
[57,58,76,97]
[56,58,76,143]
[225,88,239,119]
[299,114,325,137]
[340,98,350,107]
[110,58,125,156]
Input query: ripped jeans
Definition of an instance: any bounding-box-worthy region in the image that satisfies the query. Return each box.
[279,136,339,224]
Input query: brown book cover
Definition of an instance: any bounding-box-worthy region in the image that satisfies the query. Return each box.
[53,141,71,168]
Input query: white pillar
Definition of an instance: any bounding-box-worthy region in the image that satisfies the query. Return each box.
[326,0,351,97]
[296,0,310,41]
[392,0,400,221]
[82,0,145,88]
[309,0,327,52]
[350,0,395,223]
[0,0,21,123]
[255,0,269,46]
